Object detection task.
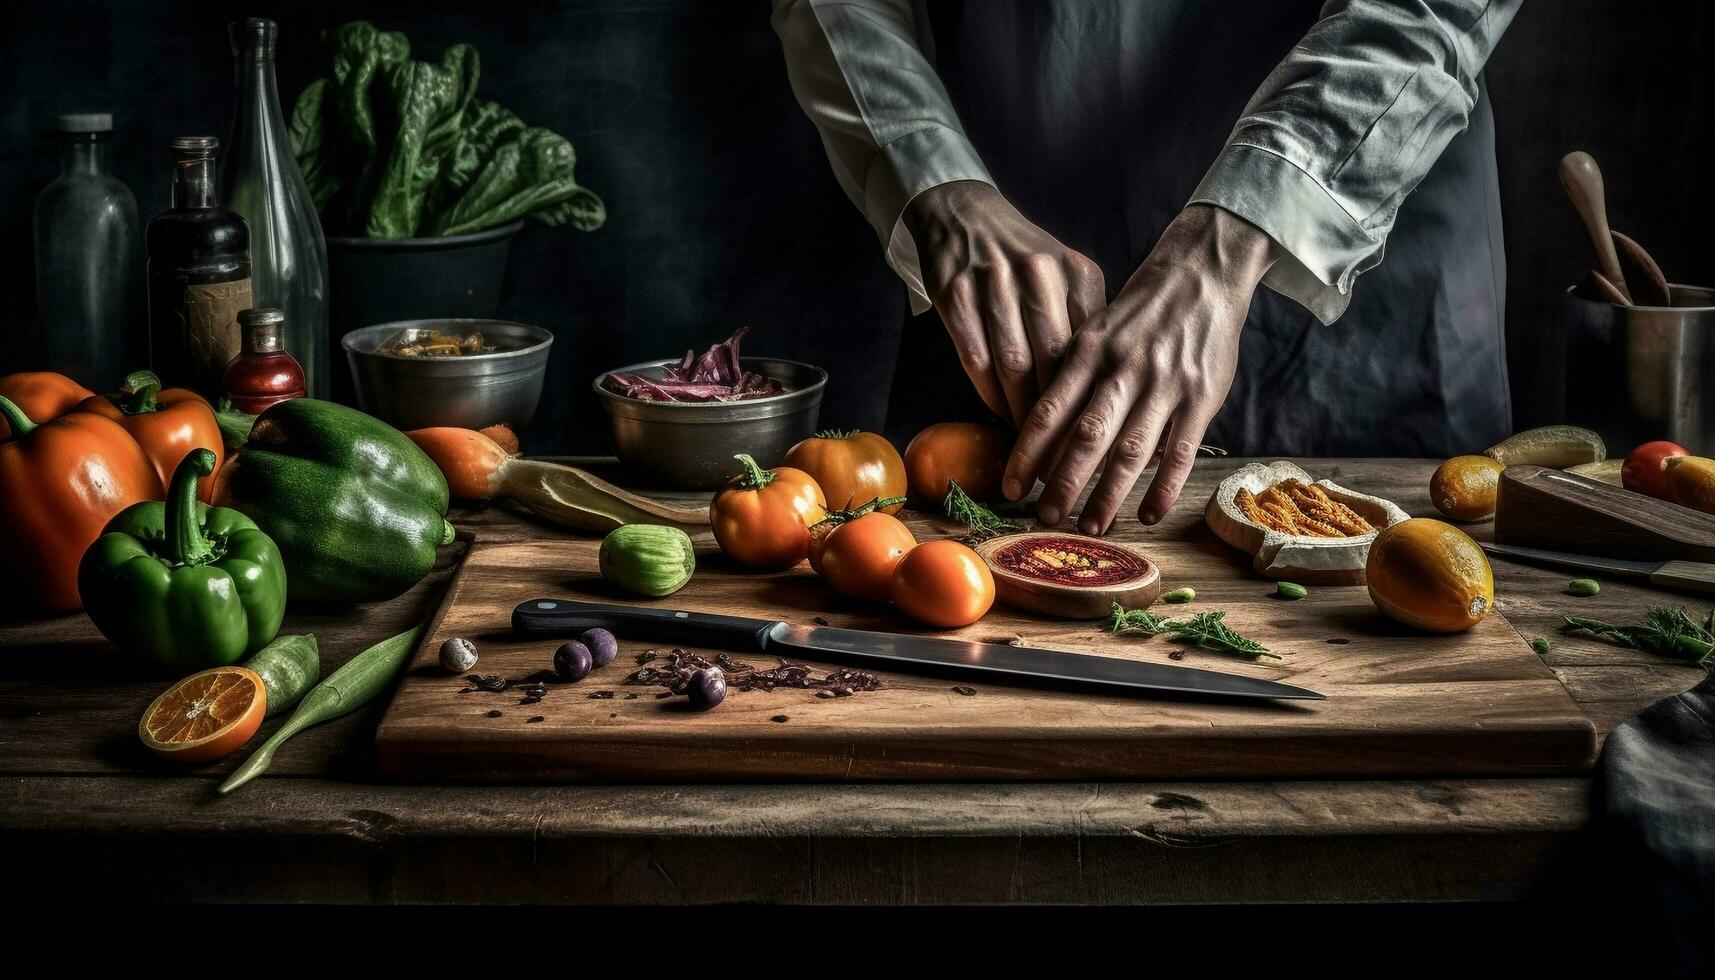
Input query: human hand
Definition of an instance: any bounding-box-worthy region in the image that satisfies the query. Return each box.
[1001,205,1282,534]
[905,180,1107,428]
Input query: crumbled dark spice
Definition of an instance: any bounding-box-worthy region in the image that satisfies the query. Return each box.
[771,715,790,723]
[467,674,509,692]
[1326,638,1351,645]
[1168,650,1187,661]
[485,709,503,718]
[526,715,546,723]
[589,690,615,700]
[951,685,977,696]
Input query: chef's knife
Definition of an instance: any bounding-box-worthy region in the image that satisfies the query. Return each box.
[1480,541,1715,595]
[512,598,1323,702]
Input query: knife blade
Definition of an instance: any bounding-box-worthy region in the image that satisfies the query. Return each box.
[511,598,1323,702]
[1479,541,1715,595]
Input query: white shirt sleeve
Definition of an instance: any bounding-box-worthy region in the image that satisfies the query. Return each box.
[771,0,994,314]
[1191,0,1522,324]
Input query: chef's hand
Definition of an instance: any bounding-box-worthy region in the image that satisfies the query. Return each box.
[1002,204,1282,534]
[905,180,1107,427]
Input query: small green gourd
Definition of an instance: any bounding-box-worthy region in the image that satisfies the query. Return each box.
[600,524,697,597]
[243,634,321,717]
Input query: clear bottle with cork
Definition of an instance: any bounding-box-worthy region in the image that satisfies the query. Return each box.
[223,308,306,415]
[146,136,252,396]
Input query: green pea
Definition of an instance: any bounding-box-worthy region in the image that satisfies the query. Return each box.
[1530,636,1552,655]
[1162,587,1196,604]
[1565,579,1601,597]
[1277,581,1308,600]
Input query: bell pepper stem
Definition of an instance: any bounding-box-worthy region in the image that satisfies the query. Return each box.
[0,396,35,438]
[165,448,219,565]
[120,370,162,415]
[732,453,775,490]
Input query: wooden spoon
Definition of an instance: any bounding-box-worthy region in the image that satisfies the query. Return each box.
[1559,151,1631,304]
[1611,230,1672,306]
[1585,268,1631,306]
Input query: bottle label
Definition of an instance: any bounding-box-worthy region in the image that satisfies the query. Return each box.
[184,278,252,385]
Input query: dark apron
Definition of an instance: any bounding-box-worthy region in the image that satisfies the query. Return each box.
[885,0,1511,457]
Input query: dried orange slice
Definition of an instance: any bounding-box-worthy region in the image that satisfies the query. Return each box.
[139,666,266,764]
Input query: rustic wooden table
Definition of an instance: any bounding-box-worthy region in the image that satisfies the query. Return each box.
[0,458,1702,905]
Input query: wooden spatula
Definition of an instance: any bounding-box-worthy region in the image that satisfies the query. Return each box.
[1559,151,1632,304]
[1495,464,1715,562]
[1584,268,1631,306]
[1611,230,1673,306]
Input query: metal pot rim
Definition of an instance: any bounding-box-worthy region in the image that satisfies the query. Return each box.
[1565,281,1715,313]
[325,219,525,251]
[342,319,554,364]
[594,357,828,420]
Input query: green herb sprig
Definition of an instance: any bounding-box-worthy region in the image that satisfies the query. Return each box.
[1105,603,1279,661]
[1560,607,1715,670]
[943,480,1021,539]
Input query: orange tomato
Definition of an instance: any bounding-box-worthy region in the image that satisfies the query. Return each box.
[819,512,917,601]
[1366,518,1494,633]
[711,454,827,570]
[889,538,995,628]
[903,422,1011,507]
[74,379,224,503]
[0,371,94,439]
[1623,440,1690,499]
[0,395,159,611]
[138,666,266,764]
[784,430,906,513]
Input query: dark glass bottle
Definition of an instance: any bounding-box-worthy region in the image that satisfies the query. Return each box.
[146,136,252,396]
[223,18,330,399]
[31,113,140,387]
[223,307,306,415]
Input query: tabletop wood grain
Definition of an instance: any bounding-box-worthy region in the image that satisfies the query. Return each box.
[0,457,1703,905]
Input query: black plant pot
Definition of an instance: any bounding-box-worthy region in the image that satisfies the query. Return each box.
[324,219,524,406]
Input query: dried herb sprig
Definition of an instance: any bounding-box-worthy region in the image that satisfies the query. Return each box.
[1105,604,1279,660]
[1561,607,1715,670]
[943,480,1021,539]
[1107,602,1172,636]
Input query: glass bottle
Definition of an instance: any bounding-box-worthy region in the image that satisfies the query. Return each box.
[31,113,140,387]
[222,17,330,399]
[146,136,252,396]
[223,307,306,415]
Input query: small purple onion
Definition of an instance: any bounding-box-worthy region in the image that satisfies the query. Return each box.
[554,640,593,682]
[687,667,727,710]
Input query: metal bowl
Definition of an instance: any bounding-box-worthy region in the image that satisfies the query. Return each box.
[343,319,553,431]
[594,358,827,489]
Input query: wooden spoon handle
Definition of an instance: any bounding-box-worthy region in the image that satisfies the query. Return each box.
[498,458,710,534]
[1559,151,1631,303]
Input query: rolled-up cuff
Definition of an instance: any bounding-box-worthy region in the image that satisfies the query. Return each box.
[866,125,993,315]
[1191,143,1383,325]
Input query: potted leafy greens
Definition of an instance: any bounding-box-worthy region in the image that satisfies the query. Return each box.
[289,21,605,401]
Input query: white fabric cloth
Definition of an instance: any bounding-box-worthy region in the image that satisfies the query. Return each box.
[771,0,1520,324]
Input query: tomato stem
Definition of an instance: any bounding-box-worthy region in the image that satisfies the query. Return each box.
[811,494,905,530]
[731,453,775,490]
[813,428,862,440]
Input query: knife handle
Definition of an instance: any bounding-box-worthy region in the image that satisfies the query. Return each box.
[511,598,781,651]
[1650,562,1715,595]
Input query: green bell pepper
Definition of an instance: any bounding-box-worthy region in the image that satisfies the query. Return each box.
[214,399,454,603]
[79,448,287,672]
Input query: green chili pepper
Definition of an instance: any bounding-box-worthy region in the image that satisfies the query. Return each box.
[220,623,425,794]
[1566,579,1601,596]
[78,448,288,673]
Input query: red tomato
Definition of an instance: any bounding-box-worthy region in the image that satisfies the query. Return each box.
[902,422,1011,507]
[889,539,995,628]
[1622,440,1690,499]
[819,513,917,601]
[711,455,827,570]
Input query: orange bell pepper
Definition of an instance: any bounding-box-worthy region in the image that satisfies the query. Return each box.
[74,372,225,503]
[0,372,94,440]
[0,394,161,611]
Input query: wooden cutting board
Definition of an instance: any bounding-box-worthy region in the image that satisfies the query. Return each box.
[374,514,1597,783]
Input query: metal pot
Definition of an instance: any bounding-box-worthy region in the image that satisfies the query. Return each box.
[594,358,827,489]
[1564,284,1715,455]
[343,319,552,432]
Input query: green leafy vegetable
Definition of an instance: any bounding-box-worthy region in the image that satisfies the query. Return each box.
[288,21,605,239]
[1106,603,1279,661]
[943,480,1021,539]
[1107,603,1172,636]
[220,623,425,794]
[1561,608,1715,670]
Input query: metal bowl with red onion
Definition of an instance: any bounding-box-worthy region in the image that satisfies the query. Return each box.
[595,328,827,490]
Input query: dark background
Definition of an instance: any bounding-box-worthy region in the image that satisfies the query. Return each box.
[3,0,1711,454]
